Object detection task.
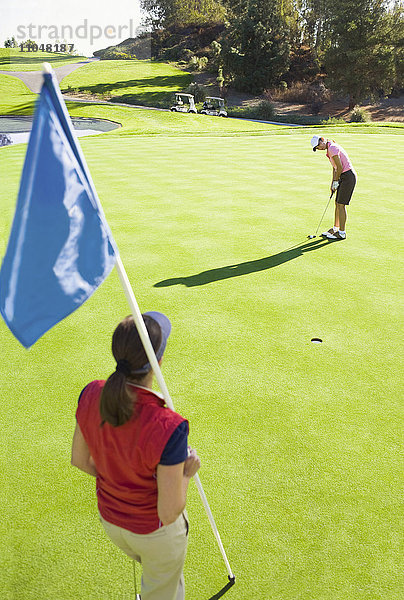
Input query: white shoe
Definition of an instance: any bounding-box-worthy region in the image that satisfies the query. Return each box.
[322,227,335,237]
[326,231,346,240]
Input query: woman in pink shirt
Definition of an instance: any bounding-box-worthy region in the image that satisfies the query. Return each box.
[311,135,357,239]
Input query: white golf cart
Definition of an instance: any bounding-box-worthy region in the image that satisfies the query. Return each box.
[200,97,228,117]
[170,93,197,114]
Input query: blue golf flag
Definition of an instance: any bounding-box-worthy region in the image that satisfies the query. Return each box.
[0,65,117,348]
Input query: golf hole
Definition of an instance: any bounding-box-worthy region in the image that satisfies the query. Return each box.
[311,338,323,344]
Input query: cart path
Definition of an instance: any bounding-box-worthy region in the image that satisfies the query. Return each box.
[63,96,170,111]
[0,58,99,93]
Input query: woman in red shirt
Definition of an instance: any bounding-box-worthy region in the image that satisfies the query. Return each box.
[71,312,200,600]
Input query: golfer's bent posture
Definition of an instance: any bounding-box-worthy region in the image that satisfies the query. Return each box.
[311,134,357,240]
[71,312,200,600]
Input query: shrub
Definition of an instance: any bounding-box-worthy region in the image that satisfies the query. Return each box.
[188,55,209,71]
[102,49,134,60]
[211,40,221,58]
[267,81,331,105]
[255,100,275,121]
[217,66,225,89]
[182,48,194,61]
[227,101,275,121]
[267,81,310,103]
[320,116,346,125]
[160,46,183,61]
[349,105,371,122]
[4,37,18,48]
[188,56,199,70]
[186,82,207,102]
[311,101,323,115]
[198,56,208,71]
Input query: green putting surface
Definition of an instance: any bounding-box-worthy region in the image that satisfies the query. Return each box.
[0,126,403,599]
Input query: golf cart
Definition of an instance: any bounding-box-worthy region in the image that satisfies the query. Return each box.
[170,93,197,114]
[201,97,228,117]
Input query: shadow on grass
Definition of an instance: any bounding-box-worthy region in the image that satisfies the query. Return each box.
[0,54,86,69]
[1,102,37,115]
[1,100,99,117]
[63,73,193,105]
[154,238,333,288]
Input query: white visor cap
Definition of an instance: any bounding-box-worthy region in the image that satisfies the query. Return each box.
[311,135,323,151]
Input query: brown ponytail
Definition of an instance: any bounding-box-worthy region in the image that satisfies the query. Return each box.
[100,315,162,427]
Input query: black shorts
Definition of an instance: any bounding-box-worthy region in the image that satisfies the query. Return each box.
[336,170,356,205]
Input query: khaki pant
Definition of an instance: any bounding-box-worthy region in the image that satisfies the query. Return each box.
[100,514,188,600]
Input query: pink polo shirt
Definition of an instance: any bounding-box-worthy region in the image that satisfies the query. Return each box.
[326,142,354,173]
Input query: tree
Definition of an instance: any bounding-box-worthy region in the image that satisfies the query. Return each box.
[388,0,404,92]
[298,0,332,56]
[221,0,291,93]
[4,36,18,48]
[324,0,398,108]
[140,0,174,29]
[141,0,226,29]
[279,0,305,49]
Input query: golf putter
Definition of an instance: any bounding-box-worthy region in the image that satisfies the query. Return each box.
[308,190,335,238]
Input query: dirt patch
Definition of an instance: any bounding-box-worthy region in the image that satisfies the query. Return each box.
[228,93,403,123]
[268,96,404,122]
[62,91,109,102]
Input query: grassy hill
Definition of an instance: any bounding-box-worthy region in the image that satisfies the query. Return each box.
[93,24,225,62]
[0,48,87,71]
[61,58,193,107]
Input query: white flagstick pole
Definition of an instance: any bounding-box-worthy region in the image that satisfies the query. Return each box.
[114,255,235,580]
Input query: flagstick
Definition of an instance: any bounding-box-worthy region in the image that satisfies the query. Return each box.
[40,65,233,580]
[31,63,235,583]
[114,255,235,580]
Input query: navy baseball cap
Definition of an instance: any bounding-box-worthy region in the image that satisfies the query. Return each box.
[133,311,171,375]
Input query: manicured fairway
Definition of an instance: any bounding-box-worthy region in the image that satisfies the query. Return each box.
[0,48,88,71]
[0,74,36,114]
[0,123,403,600]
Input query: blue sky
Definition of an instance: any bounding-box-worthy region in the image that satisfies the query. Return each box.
[1,0,143,56]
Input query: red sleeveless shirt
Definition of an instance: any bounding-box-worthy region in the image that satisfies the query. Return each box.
[76,380,187,534]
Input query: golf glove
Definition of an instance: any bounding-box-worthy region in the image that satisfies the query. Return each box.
[331,180,340,191]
